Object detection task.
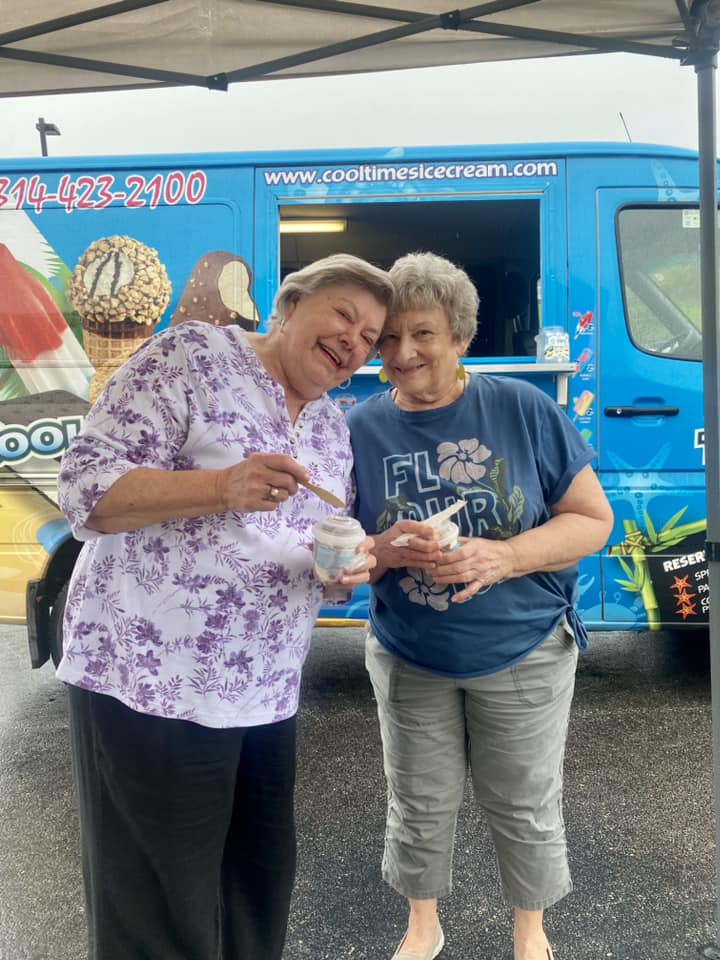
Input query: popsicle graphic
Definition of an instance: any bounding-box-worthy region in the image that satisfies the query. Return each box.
[572,389,594,421]
[572,310,594,339]
[0,243,93,397]
[574,347,593,375]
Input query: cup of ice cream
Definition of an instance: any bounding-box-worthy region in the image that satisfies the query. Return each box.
[312,516,367,584]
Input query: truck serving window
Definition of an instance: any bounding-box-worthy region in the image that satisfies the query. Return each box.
[617,206,704,362]
[279,198,541,358]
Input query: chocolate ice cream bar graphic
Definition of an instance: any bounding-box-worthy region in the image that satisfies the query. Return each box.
[0,243,93,398]
[171,251,259,330]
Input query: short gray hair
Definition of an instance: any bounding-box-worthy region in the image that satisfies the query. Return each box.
[271,254,394,329]
[389,252,479,345]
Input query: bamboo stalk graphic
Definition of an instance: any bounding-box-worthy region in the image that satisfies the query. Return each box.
[608,520,661,629]
[607,514,707,630]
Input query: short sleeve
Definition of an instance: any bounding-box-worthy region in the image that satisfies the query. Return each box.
[535,392,596,506]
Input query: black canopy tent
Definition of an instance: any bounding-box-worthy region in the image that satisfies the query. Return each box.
[2,1,720,951]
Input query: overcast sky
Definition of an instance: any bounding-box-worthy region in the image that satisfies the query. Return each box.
[0,52,703,160]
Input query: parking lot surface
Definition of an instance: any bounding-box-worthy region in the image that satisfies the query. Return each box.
[0,624,715,959]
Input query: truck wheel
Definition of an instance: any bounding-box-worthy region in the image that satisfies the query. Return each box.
[49,582,69,668]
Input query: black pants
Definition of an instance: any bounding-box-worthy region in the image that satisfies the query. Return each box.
[67,685,297,960]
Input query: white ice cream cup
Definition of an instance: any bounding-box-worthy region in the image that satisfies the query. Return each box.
[312,516,367,584]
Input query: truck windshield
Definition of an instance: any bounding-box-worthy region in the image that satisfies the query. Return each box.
[617,205,704,362]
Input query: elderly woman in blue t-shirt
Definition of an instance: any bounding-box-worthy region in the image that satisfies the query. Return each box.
[346,252,614,960]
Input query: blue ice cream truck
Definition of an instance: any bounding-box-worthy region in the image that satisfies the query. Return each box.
[0,141,708,667]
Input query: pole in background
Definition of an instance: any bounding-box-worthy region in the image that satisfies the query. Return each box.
[618,111,633,142]
[35,117,61,157]
[694,5,720,958]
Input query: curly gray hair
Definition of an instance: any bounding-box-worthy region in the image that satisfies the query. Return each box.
[270,254,394,330]
[388,252,479,345]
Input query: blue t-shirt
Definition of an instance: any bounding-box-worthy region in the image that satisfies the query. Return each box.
[345,375,596,677]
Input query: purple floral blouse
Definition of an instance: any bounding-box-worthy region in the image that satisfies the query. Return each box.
[57,322,354,728]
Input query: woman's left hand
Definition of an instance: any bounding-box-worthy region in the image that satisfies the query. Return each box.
[338,534,377,585]
[431,536,516,603]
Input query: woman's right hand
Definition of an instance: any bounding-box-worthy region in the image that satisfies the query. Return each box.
[371,520,442,576]
[86,454,316,533]
[217,452,311,513]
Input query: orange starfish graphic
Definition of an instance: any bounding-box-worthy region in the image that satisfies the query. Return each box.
[671,575,692,592]
[673,589,695,605]
[678,601,698,620]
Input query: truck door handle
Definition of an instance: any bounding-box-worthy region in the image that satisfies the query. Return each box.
[603,406,679,418]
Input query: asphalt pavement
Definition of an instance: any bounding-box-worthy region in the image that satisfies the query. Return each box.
[0,623,715,960]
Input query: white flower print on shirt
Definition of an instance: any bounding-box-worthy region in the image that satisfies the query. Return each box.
[437,439,492,484]
[399,569,450,611]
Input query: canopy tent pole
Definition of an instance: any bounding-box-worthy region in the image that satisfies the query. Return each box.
[696,35,720,959]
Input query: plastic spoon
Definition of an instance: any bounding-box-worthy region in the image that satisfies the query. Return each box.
[390,499,465,546]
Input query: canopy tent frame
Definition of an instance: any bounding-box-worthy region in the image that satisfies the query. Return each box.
[0,0,691,92]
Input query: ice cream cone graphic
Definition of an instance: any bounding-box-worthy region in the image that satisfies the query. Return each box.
[81,329,150,405]
[67,236,171,403]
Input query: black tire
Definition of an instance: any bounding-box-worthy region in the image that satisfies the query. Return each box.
[49,582,69,668]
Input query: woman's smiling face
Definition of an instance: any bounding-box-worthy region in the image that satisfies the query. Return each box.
[281,283,386,398]
[379,306,470,410]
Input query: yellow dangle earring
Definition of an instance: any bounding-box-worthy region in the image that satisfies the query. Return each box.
[456,363,465,380]
[378,368,389,383]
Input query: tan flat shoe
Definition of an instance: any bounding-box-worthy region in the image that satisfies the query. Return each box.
[391,925,445,960]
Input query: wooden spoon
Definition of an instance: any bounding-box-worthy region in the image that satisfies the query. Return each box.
[300,479,345,509]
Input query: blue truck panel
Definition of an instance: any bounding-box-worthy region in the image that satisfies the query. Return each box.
[0,141,709,662]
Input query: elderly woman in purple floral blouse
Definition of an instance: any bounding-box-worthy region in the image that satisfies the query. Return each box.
[57,253,393,960]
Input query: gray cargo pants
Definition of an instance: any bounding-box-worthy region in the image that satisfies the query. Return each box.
[365,621,578,910]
